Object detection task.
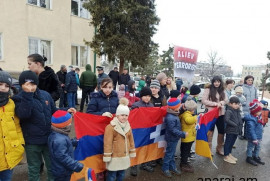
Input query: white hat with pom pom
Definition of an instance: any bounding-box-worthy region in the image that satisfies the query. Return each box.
[116,97,130,116]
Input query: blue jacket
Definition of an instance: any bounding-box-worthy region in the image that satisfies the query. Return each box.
[12,89,58,144]
[65,71,78,93]
[245,114,263,141]
[48,131,83,177]
[164,111,186,142]
[87,90,119,115]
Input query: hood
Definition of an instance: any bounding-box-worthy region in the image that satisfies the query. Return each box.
[85,64,92,71]
[128,80,135,92]
[139,80,145,87]
[119,84,125,91]
[39,66,55,79]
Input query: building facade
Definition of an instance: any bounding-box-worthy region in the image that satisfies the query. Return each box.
[241,65,266,87]
[0,0,99,73]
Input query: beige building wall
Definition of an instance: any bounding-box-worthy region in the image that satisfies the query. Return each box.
[0,0,99,73]
[241,65,266,87]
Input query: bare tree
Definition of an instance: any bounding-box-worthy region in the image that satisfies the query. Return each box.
[207,50,224,78]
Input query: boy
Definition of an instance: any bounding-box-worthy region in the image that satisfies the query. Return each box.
[223,97,243,164]
[162,98,187,178]
[181,84,201,104]
[48,110,84,180]
[245,99,265,166]
[150,79,167,107]
[260,100,269,127]
[179,100,197,172]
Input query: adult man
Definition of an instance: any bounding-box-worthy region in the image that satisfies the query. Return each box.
[79,64,97,112]
[56,65,67,107]
[65,66,77,108]
[109,67,119,90]
[96,66,109,90]
[119,68,130,91]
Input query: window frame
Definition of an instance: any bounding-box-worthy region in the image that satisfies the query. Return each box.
[71,44,90,67]
[28,37,53,65]
[71,0,90,19]
[27,0,52,10]
[0,33,3,61]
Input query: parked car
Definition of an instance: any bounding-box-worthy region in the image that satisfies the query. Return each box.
[195,82,210,101]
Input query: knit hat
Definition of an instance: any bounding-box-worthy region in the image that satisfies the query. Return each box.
[190,85,201,95]
[234,86,243,94]
[167,98,181,110]
[260,100,268,106]
[19,70,39,86]
[185,100,197,111]
[150,79,160,89]
[140,87,152,97]
[170,90,181,98]
[0,71,12,87]
[156,72,167,82]
[249,99,263,115]
[51,110,72,128]
[116,98,130,116]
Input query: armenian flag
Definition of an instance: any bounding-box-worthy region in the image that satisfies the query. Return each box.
[71,107,167,180]
[195,107,219,160]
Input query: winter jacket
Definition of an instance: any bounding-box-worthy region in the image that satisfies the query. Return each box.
[179,111,197,142]
[131,100,154,110]
[65,71,77,93]
[48,131,83,177]
[119,74,130,85]
[160,84,170,100]
[164,110,186,142]
[108,70,119,85]
[125,92,140,107]
[0,99,25,171]
[87,90,119,115]
[80,64,97,88]
[38,66,61,101]
[261,108,270,125]
[176,79,183,91]
[97,73,109,89]
[12,89,58,144]
[137,80,145,92]
[232,94,246,118]
[103,118,136,171]
[242,84,258,115]
[56,70,66,85]
[151,93,167,108]
[245,114,263,141]
[202,88,228,116]
[224,106,243,135]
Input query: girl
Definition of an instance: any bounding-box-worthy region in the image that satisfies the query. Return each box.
[0,71,24,181]
[103,98,136,181]
[125,80,139,107]
[202,76,228,155]
[166,77,176,93]
[27,54,61,102]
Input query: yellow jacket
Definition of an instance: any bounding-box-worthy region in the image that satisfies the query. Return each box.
[179,111,197,143]
[0,99,25,171]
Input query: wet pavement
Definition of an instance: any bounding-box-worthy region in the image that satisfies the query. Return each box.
[12,103,270,181]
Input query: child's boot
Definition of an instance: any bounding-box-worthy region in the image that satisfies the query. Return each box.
[246,157,258,166]
[253,156,265,165]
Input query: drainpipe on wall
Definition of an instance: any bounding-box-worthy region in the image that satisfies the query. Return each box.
[93,27,97,74]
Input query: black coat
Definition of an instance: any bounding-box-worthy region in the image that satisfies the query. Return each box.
[119,74,130,85]
[109,70,119,84]
[56,70,67,85]
[224,106,243,135]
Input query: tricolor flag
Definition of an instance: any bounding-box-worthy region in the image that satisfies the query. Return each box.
[195,108,219,160]
[85,168,96,181]
[71,107,167,180]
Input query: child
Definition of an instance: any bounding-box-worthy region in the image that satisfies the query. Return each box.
[12,71,76,181]
[260,100,269,127]
[162,98,187,178]
[179,100,197,172]
[0,71,25,181]
[223,97,243,164]
[245,99,265,166]
[181,84,201,104]
[117,84,126,99]
[125,80,139,107]
[103,98,136,181]
[233,86,246,119]
[130,87,154,176]
[48,110,84,180]
[150,79,167,107]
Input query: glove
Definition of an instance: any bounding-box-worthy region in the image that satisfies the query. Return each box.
[252,140,259,145]
[102,112,113,118]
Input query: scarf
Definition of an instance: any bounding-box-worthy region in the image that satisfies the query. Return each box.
[167,108,180,116]
[51,125,71,135]
[0,91,10,107]
[116,119,128,131]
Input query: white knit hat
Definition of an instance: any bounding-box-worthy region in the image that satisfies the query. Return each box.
[116,98,130,116]
[184,99,197,111]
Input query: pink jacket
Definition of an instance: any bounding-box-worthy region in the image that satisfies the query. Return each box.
[202,88,228,116]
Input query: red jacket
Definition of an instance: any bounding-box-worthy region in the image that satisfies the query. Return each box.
[124,92,140,107]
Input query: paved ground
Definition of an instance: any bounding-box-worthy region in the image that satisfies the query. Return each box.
[12,102,270,181]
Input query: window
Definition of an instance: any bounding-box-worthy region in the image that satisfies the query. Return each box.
[71,0,90,19]
[28,0,51,9]
[0,34,2,60]
[71,45,89,67]
[29,37,52,64]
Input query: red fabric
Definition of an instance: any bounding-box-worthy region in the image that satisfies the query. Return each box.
[124,92,140,107]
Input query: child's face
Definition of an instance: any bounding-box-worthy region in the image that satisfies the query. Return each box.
[150,87,159,95]
[101,83,113,96]
[230,103,240,110]
[117,114,128,123]
[0,82,10,93]
[132,84,135,89]
[141,95,151,103]
[22,82,37,92]
[263,104,268,108]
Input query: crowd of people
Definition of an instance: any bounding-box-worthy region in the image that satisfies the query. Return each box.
[0,53,268,181]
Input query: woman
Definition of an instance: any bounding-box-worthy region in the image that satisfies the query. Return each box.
[202,76,228,155]
[166,77,176,93]
[225,79,235,98]
[241,75,258,140]
[27,54,61,102]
